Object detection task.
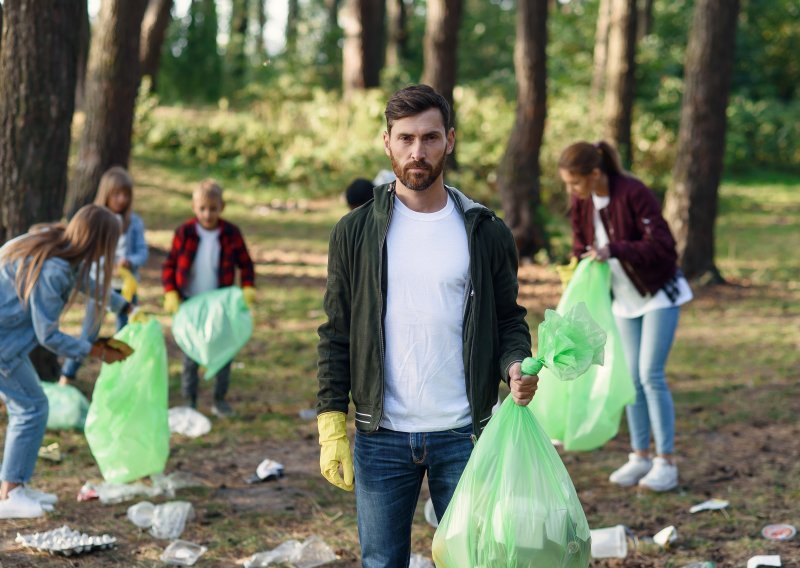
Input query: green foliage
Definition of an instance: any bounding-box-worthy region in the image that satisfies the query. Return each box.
[725,96,800,172]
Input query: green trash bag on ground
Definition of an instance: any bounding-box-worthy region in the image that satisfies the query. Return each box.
[171,286,252,379]
[41,382,89,430]
[432,301,604,567]
[85,319,170,483]
[432,398,592,568]
[529,259,635,451]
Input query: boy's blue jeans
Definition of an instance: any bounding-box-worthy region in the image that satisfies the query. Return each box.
[354,424,474,568]
[0,357,48,483]
[616,306,680,455]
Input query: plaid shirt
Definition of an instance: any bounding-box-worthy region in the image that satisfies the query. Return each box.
[162,218,255,296]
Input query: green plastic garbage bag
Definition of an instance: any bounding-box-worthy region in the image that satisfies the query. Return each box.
[171,286,252,379]
[529,259,635,451]
[41,382,89,430]
[85,319,170,483]
[432,398,592,568]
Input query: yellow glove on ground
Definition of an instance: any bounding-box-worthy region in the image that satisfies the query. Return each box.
[555,256,579,290]
[118,266,138,303]
[164,290,181,314]
[242,286,256,309]
[318,411,354,492]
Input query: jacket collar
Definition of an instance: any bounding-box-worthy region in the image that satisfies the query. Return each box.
[372,181,491,227]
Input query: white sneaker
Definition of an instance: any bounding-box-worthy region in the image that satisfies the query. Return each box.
[21,485,58,505]
[638,457,678,492]
[609,453,653,487]
[0,487,45,519]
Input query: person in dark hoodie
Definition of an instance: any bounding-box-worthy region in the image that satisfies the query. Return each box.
[559,140,693,493]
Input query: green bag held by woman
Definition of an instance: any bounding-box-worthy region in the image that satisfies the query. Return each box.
[432,302,604,568]
[171,286,253,380]
[85,318,170,483]
[41,382,89,430]
[530,259,635,451]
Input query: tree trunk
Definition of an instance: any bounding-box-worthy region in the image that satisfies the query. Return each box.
[0,0,82,242]
[64,0,148,218]
[663,0,740,283]
[497,0,549,259]
[341,0,385,94]
[140,0,173,91]
[386,0,407,68]
[285,0,299,58]
[590,0,611,108]
[255,0,268,57]
[422,0,463,169]
[637,0,653,41]
[75,0,90,109]
[603,0,637,167]
[227,0,249,89]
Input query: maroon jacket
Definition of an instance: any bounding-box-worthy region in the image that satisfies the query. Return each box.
[570,175,678,296]
[162,218,255,297]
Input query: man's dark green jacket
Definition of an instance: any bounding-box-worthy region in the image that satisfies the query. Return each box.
[317,183,531,437]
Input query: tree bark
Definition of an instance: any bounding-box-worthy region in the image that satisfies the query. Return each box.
[341,0,385,94]
[0,0,82,242]
[663,0,740,282]
[422,0,463,169]
[497,0,549,259]
[386,0,407,68]
[603,0,637,167]
[140,0,173,91]
[637,0,654,41]
[64,0,148,218]
[285,0,299,58]
[75,0,91,109]
[590,0,611,108]
[255,0,268,57]
[227,0,249,89]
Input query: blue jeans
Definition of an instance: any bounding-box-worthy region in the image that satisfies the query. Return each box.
[0,357,48,483]
[354,424,474,568]
[616,306,680,455]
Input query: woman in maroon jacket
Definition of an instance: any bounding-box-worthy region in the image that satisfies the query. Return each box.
[559,141,693,492]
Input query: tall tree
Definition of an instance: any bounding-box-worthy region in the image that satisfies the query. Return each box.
[663,0,740,282]
[285,0,299,59]
[75,0,91,109]
[65,0,148,218]
[140,0,174,91]
[341,0,385,94]
[590,0,611,106]
[497,0,549,259]
[637,0,653,41]
[422,0,463,169]
[386,0,407,68]
[254,0,268,58]
[603,0,637,166]
[0,0,82,242]
[227,0,249,90]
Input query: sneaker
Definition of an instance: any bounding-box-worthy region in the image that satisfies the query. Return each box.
[638,457,678,492]
[609,453,653,487]
[211,400,235,418]
[0,487,45,519]
[21,485,58,505]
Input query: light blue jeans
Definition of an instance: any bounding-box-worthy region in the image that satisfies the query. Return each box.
[0,356,49,483]
[354,424,474,568]
[616,306,680,455]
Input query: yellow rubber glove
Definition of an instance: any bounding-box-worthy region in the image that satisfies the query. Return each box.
[118,266,138,303]
[317,411,354,492]
[555,256,579,290]
[164,290,181,314]
[242,286,256,309]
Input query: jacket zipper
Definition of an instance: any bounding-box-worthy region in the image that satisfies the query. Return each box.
[464,212,487,438]
[600,207,648,296]
[376,188,395,431]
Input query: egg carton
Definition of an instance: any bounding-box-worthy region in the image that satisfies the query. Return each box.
[16,525,116,556]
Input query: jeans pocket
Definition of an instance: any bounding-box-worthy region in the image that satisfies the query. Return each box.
[446,424,474,438]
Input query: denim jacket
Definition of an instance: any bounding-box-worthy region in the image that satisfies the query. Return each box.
[122,213,149,278]
[0,245,127,376]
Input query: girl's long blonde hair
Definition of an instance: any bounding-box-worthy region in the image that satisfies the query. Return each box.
[0,205,121,328]
[94,166,134,231]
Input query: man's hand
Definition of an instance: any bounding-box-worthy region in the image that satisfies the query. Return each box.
[508,361,539,406]
[317,411,354,491]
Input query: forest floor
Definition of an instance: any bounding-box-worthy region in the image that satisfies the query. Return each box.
[0,162,798,567]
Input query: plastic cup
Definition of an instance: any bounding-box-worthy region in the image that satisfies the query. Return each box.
[590,525,628,558]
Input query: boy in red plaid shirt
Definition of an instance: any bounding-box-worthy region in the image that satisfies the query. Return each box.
[162,180,256,417]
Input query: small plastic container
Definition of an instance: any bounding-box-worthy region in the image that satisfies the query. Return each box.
[160,540,207,566]
[590,525,628,559]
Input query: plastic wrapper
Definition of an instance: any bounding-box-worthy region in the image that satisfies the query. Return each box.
[529,260,636,451]
[172,286,253,379]
[161,540,208,566]
[41,382,89,431]
[85,319,170,483]
[168,407,212,438]
[243,535,337,567]
[150,501,195,540]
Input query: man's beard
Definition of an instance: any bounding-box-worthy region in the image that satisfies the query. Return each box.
[389,152,446,192]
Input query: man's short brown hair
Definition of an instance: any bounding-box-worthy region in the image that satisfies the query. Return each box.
[384,84,452,133]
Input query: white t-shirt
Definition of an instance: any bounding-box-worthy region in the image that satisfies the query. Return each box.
[185,224,221,298]
[380,195,472,432]
[592,193,692,318]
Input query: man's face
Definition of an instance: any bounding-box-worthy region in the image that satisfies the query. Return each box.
[384,108,455,192]
[192,196,224,230]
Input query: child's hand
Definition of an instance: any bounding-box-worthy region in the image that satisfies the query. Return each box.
[117,258,132,270]
[164,290,181,314]
[243,286,256,309]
